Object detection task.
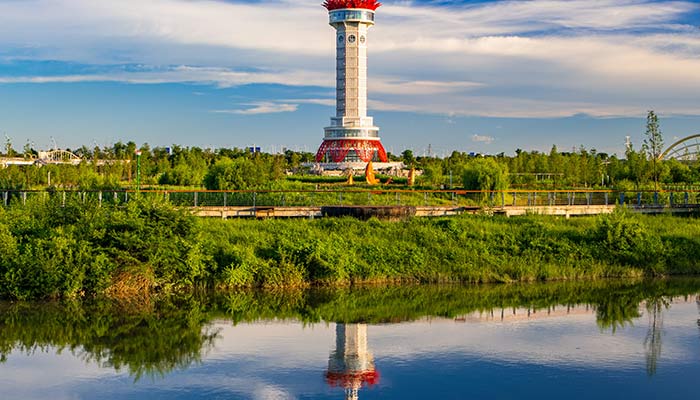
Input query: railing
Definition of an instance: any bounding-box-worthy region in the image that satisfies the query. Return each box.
[2,189,700,209]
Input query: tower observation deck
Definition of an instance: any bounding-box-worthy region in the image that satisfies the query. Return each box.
[315,1,388,164]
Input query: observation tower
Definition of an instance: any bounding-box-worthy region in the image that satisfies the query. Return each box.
[315,0,388,165]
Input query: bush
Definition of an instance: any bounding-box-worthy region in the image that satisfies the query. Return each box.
[0,196,207,299]
[595,209,664,272]
[203,157,272,190]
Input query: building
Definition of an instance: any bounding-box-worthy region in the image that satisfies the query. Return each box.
[315,0,389,168]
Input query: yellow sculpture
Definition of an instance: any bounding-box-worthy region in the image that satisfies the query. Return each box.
[408,167,415,186]
[365,161,379,185]
[346,168,354,185]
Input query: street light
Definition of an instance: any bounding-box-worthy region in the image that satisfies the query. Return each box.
[135,150,142,192]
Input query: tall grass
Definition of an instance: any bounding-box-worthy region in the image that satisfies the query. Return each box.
[1,197,699,299]
[201,209,700,290]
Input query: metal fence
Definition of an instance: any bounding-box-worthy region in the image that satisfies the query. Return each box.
[3,189,700,209]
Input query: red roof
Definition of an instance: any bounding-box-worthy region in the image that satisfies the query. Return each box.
[323,0,382,11]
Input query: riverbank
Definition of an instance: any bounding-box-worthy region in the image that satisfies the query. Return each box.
[1,197,699,299]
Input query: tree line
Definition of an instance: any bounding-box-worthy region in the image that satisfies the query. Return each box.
[1,112,697,191]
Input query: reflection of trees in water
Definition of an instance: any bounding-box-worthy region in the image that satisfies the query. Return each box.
[596,297,641,333]
[2,279,700,380]
[0,297,220,381]
[644,297,669,377]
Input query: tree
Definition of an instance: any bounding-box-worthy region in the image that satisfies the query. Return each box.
[3,135,16,157]
[548,145,564,186]
[642,110,664,190]
[461,157,509,202]
[625,139,649,189]
[401,149,415,167]
[158,146,209,187]
[203,157,267,190]
[420,161,444,187]
[284,150,302,169]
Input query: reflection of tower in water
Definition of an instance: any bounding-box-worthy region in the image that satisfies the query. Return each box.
[697,297,700,329]
[326,324,379,400]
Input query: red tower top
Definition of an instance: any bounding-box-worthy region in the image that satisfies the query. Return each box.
[323,0,382,11]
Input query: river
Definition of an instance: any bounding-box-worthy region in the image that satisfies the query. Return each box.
[1,279,699,399]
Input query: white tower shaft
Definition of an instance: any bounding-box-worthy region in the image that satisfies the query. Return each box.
[329,323,375,373]
[335,23,369,122]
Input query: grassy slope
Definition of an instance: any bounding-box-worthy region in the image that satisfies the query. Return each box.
[199,211,700,288]
[1,196,699,299]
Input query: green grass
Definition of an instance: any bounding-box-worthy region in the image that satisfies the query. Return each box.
[200,209,700,290]
[1,197,699,299]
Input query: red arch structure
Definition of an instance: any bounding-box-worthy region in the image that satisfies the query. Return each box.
[315,139,388,163]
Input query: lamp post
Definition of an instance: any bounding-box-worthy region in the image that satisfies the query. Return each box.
[135,150,142,192]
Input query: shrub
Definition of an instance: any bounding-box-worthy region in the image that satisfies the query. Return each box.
[203,157,271,190]
[595,209,664,272]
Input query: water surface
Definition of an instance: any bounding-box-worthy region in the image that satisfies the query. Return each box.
[1,279,699,399]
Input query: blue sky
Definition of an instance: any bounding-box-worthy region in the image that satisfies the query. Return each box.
[0,0,699,156]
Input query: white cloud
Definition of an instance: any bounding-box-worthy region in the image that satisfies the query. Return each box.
[380,0,695,34]
[472,134,495,144]
[214,102,298,115]
[0,75,106,84]
[252,385,294,400]
[0,0,329,56]
[0,66,333,88]
[0,0,698,118]
[367,95,700,119]
[372,79,483,95]
[284,98,335,107]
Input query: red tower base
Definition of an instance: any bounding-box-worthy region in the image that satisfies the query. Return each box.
[315,139,388,163]
[326,370,380,388]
